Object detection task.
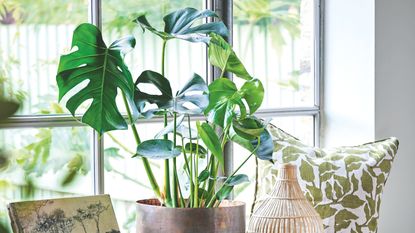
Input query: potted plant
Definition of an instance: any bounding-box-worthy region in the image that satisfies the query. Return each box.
[56,7,273,233]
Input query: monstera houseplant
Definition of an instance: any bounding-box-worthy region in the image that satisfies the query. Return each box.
[56,7,273,233]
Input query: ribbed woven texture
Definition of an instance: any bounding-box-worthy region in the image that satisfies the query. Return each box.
[248,164,323,233]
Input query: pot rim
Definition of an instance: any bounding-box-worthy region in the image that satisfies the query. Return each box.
[136,198,245,209]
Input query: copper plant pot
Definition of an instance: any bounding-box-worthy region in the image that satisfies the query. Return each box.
[136,199,246,233]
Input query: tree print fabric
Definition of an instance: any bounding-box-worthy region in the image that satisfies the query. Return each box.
[253,125,399,233]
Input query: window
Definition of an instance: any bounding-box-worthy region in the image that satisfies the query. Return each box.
[0,0,320,232]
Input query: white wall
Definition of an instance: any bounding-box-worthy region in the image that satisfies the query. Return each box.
[321,0,375,147]
[323,0,415,232]
[375,0,415,232]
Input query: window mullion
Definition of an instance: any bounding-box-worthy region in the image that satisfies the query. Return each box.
[209,0,234,197]
[314,0,323,147]
[89,0,104,195]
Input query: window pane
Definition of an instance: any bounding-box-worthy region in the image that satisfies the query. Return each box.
[104,122,164,233]
[0,127,94,232]
[102,0,207,94]
[233,115,314,218]
[234,0,315,108]
[0,0,88,115]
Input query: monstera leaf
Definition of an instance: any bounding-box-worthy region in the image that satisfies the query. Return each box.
[134,7,229,43]
[208,33,252,80]
[56,23,136,134]
[231,117,264,140]
[230,118,273,160]
[134,70,173,118]
[165,73,209,114]
[135,72,208,117]
[205,78,264,128]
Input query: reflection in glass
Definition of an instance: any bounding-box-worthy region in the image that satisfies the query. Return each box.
[0,127,93,232]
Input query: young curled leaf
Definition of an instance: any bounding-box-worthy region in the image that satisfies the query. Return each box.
[225,174,250,186]
[208,33,251,80]
[216,185,233,201]
[198,169,210,183]
[196,122,224,167]
[198,188,209,199]
[185,142,207,157]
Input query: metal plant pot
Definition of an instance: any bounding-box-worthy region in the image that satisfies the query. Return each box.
[136,199,246,233]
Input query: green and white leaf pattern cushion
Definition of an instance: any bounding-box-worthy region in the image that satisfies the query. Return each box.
[254,125,399,233]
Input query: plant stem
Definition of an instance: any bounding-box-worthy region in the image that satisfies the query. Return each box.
[181,138,191,177]
[107,132,160,168]
[107,132,135,155]
[172,112,178,207]
[193,140,199,207]
[250,156,259,216]
[189,146,194,207]
[186,115,194,207]
[206,125,230,202]
[177,174,186,208]
[206,155,216,201]
[164,159,171,207]
[111,168,151,190]
[206,137,261,208]
[161,39,167,76]
[122,92,161,199]
[161,39,172,207]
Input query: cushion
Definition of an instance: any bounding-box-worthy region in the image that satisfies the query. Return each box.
[253,125,399,233]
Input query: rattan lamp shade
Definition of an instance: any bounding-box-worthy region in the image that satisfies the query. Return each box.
[248,163,323,233]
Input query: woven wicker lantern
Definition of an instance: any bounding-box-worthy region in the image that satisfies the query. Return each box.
[248,163,323,233]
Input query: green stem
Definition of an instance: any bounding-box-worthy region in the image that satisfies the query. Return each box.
[107,132,135,155]
[207,137,261,208]
[122,92,161,199]
[193,140,199,207]
[160,39,172,207]
[189,147,194,207]
[206,155,216,201]
[221,125,230,150]
[206,126,230,202]
[107,132,160,168]
[177,174,186,208]
[199,156,212,207]
[172,112,178,207]
[250,157,259,216]
[111,168,151,190]
[161,39,167,76]
[181,138,191,177]
[186,115,194,207]
[164,160,171,206]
